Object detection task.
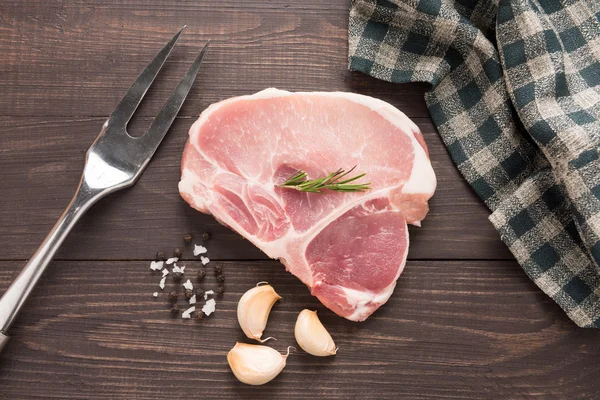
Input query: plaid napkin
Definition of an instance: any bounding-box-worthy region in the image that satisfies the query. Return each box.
[349,0,600,328]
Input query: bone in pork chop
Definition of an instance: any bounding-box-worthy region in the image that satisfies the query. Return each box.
[179,88,436,321]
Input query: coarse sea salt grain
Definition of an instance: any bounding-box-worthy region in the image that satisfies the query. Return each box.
[204,290,214,300]
[172,264,185,274]
[153,292,158,297]
[200,256,210,265]
[193,244,207,256]
[159,277,166,290]
[150,261,164,271]
[189,295,196,305]
[166,257,178,265]
[183,279,193,290]
[202,299,216,316]
[182,306,195,319]
[161,269,169,277]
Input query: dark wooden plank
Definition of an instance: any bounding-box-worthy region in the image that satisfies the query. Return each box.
[0,0,429,119]
[6,0,592,398]
[0,260,598,399]
[0,116,511,261]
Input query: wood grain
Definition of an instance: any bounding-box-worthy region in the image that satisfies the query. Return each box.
[0,0,429,119]
[0,116,511,261]
[0,260,598,399]
[1,0,598,399]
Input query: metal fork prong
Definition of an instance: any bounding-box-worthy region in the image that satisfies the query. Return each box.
[140,41,210,151]
[108,26,186,128]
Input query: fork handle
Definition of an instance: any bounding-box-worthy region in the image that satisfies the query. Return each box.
[0,179,102,352]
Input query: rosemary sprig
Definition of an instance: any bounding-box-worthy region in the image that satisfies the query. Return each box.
[277,166,371,193]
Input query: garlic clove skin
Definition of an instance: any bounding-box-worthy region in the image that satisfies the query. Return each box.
[294,309,337,357]
[237,283,282,342]
[227,342,288,385]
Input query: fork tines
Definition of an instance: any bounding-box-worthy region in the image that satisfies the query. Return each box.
[107,26,209,153]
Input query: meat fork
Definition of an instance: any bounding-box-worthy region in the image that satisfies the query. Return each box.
[0,27,208,353]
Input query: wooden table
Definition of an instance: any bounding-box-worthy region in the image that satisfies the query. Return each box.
[1,1,599,398]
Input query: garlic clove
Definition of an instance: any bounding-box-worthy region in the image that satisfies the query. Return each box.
[294,309,337,357]
[237,283,282,342]
[227,342,290,385]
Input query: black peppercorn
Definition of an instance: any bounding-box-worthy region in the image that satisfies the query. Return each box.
[197,269,206,282]
[172,272,183,282]
[195,288,205,298]
[195,311,204,321]
[173,248,183,258]
[170,304,180,314]
[185,289,193,300]
[216,285,225,296]
[202,232,211,241]
[168,291,178,303]
[213,264,223,275]
[216,274,225,283]
[156,251,166,261]
[183,232,193,244]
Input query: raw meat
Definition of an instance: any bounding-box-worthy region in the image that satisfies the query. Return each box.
[179,89,436,321]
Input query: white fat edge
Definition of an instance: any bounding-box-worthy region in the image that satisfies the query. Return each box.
[343,282,398,321]
[178,177,195,196]
[200,256,210,265]
[189,295,197,305]
[178,177,210,214]
[159,277,166,290]
[166,257,178,265]
[324,280,397,313]
[150,261,164,271]
[193,244,207,256]
[182,306,195,319]
[339,279,400,321]
[204,290,214,300]
[202,299,216,316]
[161,269,169,277]
[183,279,193,290]
[401,140,437,197]
[153,292,158,297]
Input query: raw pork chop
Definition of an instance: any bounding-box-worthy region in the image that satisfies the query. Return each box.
[179,89,436,321]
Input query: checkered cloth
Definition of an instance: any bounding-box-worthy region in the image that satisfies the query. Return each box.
[349,0,600,327]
